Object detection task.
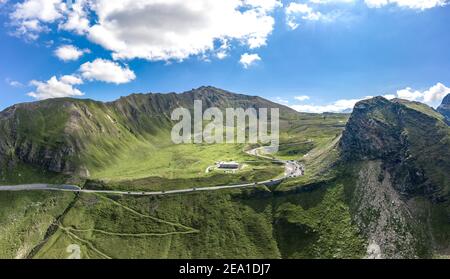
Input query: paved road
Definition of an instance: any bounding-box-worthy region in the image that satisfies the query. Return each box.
[245,147,304,178]
[0,180,283,196]
[0,147,304,196]
[0,184,82,192]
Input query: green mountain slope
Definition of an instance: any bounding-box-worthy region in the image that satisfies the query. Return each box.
[1,89,449,259]
[0,86,300,182]
[32,186,365,259]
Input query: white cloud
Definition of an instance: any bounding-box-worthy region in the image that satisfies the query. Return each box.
[9,0,91,39]
[11,0,63,22]
[383,94,397,100]
[79,58,136,84]
[60,74,83,85]
[27,75,84,100]
[239,53,261,69]
[294,95,310,101]
[364,0,447,10]
[390,83,450,106]
[271,94,365,113]
[310,0,355,4]
[10,81,24,87]
[58,0,91,35]
[215,40,230,60]
[272,97,290,105]
[364,0,389,7]
[285,3,326,30]
[216,51,228,60]
[5,78,24,88]
[423,83,450,103]
[287,83,450,113]
[290,96,373,113]
[244,0,283,11]
[9,0,281,61]
[87,0,280,61]
[396,87,424,101]
[26,58,137,100]
[54,44,89,61]
[9,0,64,39]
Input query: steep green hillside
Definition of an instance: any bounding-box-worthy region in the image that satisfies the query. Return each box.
[0,98,136,177]
[0,191,75,259]
[33,184,365,259]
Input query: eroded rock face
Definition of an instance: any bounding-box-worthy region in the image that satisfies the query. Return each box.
[340,97,405,161]
[341,98,423,198]
[341,97,449,200]
[352,161,429,259]
[340,97,450,258]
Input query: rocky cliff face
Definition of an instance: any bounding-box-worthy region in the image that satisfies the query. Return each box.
[351,160,429,258]
[341,97,450,200]
[437,94,450,125]
[0,100,79,175]
[340,97,450,258]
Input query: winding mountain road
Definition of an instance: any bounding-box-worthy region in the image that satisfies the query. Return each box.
[0,147,304,196]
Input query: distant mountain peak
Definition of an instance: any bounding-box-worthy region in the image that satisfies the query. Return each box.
[437,93,450,124]
[441,94,450,105]
[195,85,222,91]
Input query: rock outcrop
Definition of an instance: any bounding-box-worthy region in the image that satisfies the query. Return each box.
[340,97,450,258]
[341,97,450,200]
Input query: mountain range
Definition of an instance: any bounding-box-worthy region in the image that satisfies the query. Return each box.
[0,87,449,259]
[0,86,298,178]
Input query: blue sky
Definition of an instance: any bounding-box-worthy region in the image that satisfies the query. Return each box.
[1,0,450,112]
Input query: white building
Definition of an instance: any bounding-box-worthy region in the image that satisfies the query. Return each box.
[217,161,240,169]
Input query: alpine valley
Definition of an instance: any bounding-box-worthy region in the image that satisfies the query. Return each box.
[0,87,449,259]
